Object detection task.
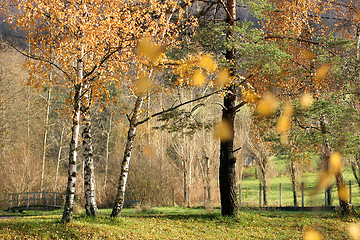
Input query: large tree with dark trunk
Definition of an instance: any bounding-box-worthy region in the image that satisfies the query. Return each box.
[219,0,239,217]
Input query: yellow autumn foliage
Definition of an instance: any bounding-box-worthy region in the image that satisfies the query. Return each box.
[214,121,232,142]
[256,93,280,116]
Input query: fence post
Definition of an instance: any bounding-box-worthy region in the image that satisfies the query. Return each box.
[54,193,56,205]
[279,183,282,207]
[26,193,29,210]
[349,180,352,204]
[259,183,262,207]
[324,189,327,206]
[239,185,242,207]
[301,182,304,208]
[34,193,37,205]
[16,194,19,207]
[46,192,49,209]
[326,186,332,206]
[9,194,12,210]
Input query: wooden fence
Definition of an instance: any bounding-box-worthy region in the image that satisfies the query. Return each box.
[238,180,354,208]
[9,192,66,211]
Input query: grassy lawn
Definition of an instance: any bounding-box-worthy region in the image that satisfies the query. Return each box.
[240,155,360,207]
[0,207,358,239]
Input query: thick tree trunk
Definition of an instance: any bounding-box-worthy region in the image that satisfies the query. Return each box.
[111,95,144,217]
[61,82,83,224]
[82,109,98,216]
[319,115,349,215]
[219,0,238,217]
[219,89,238,216]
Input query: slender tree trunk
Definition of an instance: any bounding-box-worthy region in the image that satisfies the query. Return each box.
[40,87,52,192]
[2,105,7,158]
[182,159,187,205]
[81,80,98,216]
[206,156,211,203]
[198,156,207,204]
[111,95,144,217]
[289,158,298,207]
[319,115,349,215]
[351,155,360,189]
[219,0,238,217]
[259,159,269,206]
[188,158,192,207]
[61,82,83,224]
[54,124,65,191]
[82,108,98,216]
[262,181,268,206]
[104,113,112,194]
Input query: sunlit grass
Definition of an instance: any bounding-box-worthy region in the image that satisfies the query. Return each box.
[0,207,357,239]
[240,156,360,207]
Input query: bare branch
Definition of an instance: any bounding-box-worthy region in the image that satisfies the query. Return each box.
[232,147,242,153]
[9,42,72,81]
[233,101,246,113]
[265,35,320,45]
[136,89,222,126]
[217,0,234,23]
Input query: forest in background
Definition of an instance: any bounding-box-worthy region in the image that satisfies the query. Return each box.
[0,0,359,221]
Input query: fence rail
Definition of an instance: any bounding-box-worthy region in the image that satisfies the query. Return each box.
[9,192,66,211]
[238,180,354,208]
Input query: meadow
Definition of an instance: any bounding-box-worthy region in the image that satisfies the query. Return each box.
[0,207,357,239]
[240,156,360,207]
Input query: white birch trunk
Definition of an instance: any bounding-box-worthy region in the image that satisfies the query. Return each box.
[61,57,83,223]
[82,82,98,216]
[82,108,98,216]
[111,95,144,217]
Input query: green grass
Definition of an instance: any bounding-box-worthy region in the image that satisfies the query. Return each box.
[0,207,357,239]
[241,156,360,207]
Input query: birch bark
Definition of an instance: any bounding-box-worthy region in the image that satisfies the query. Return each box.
[61,55,84,223]
[61,81,83,223]
[82,89,98,216]
[110,95,144,217]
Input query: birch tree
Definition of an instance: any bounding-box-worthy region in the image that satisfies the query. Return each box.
[110,1,196,217]
[10,0,177,222]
